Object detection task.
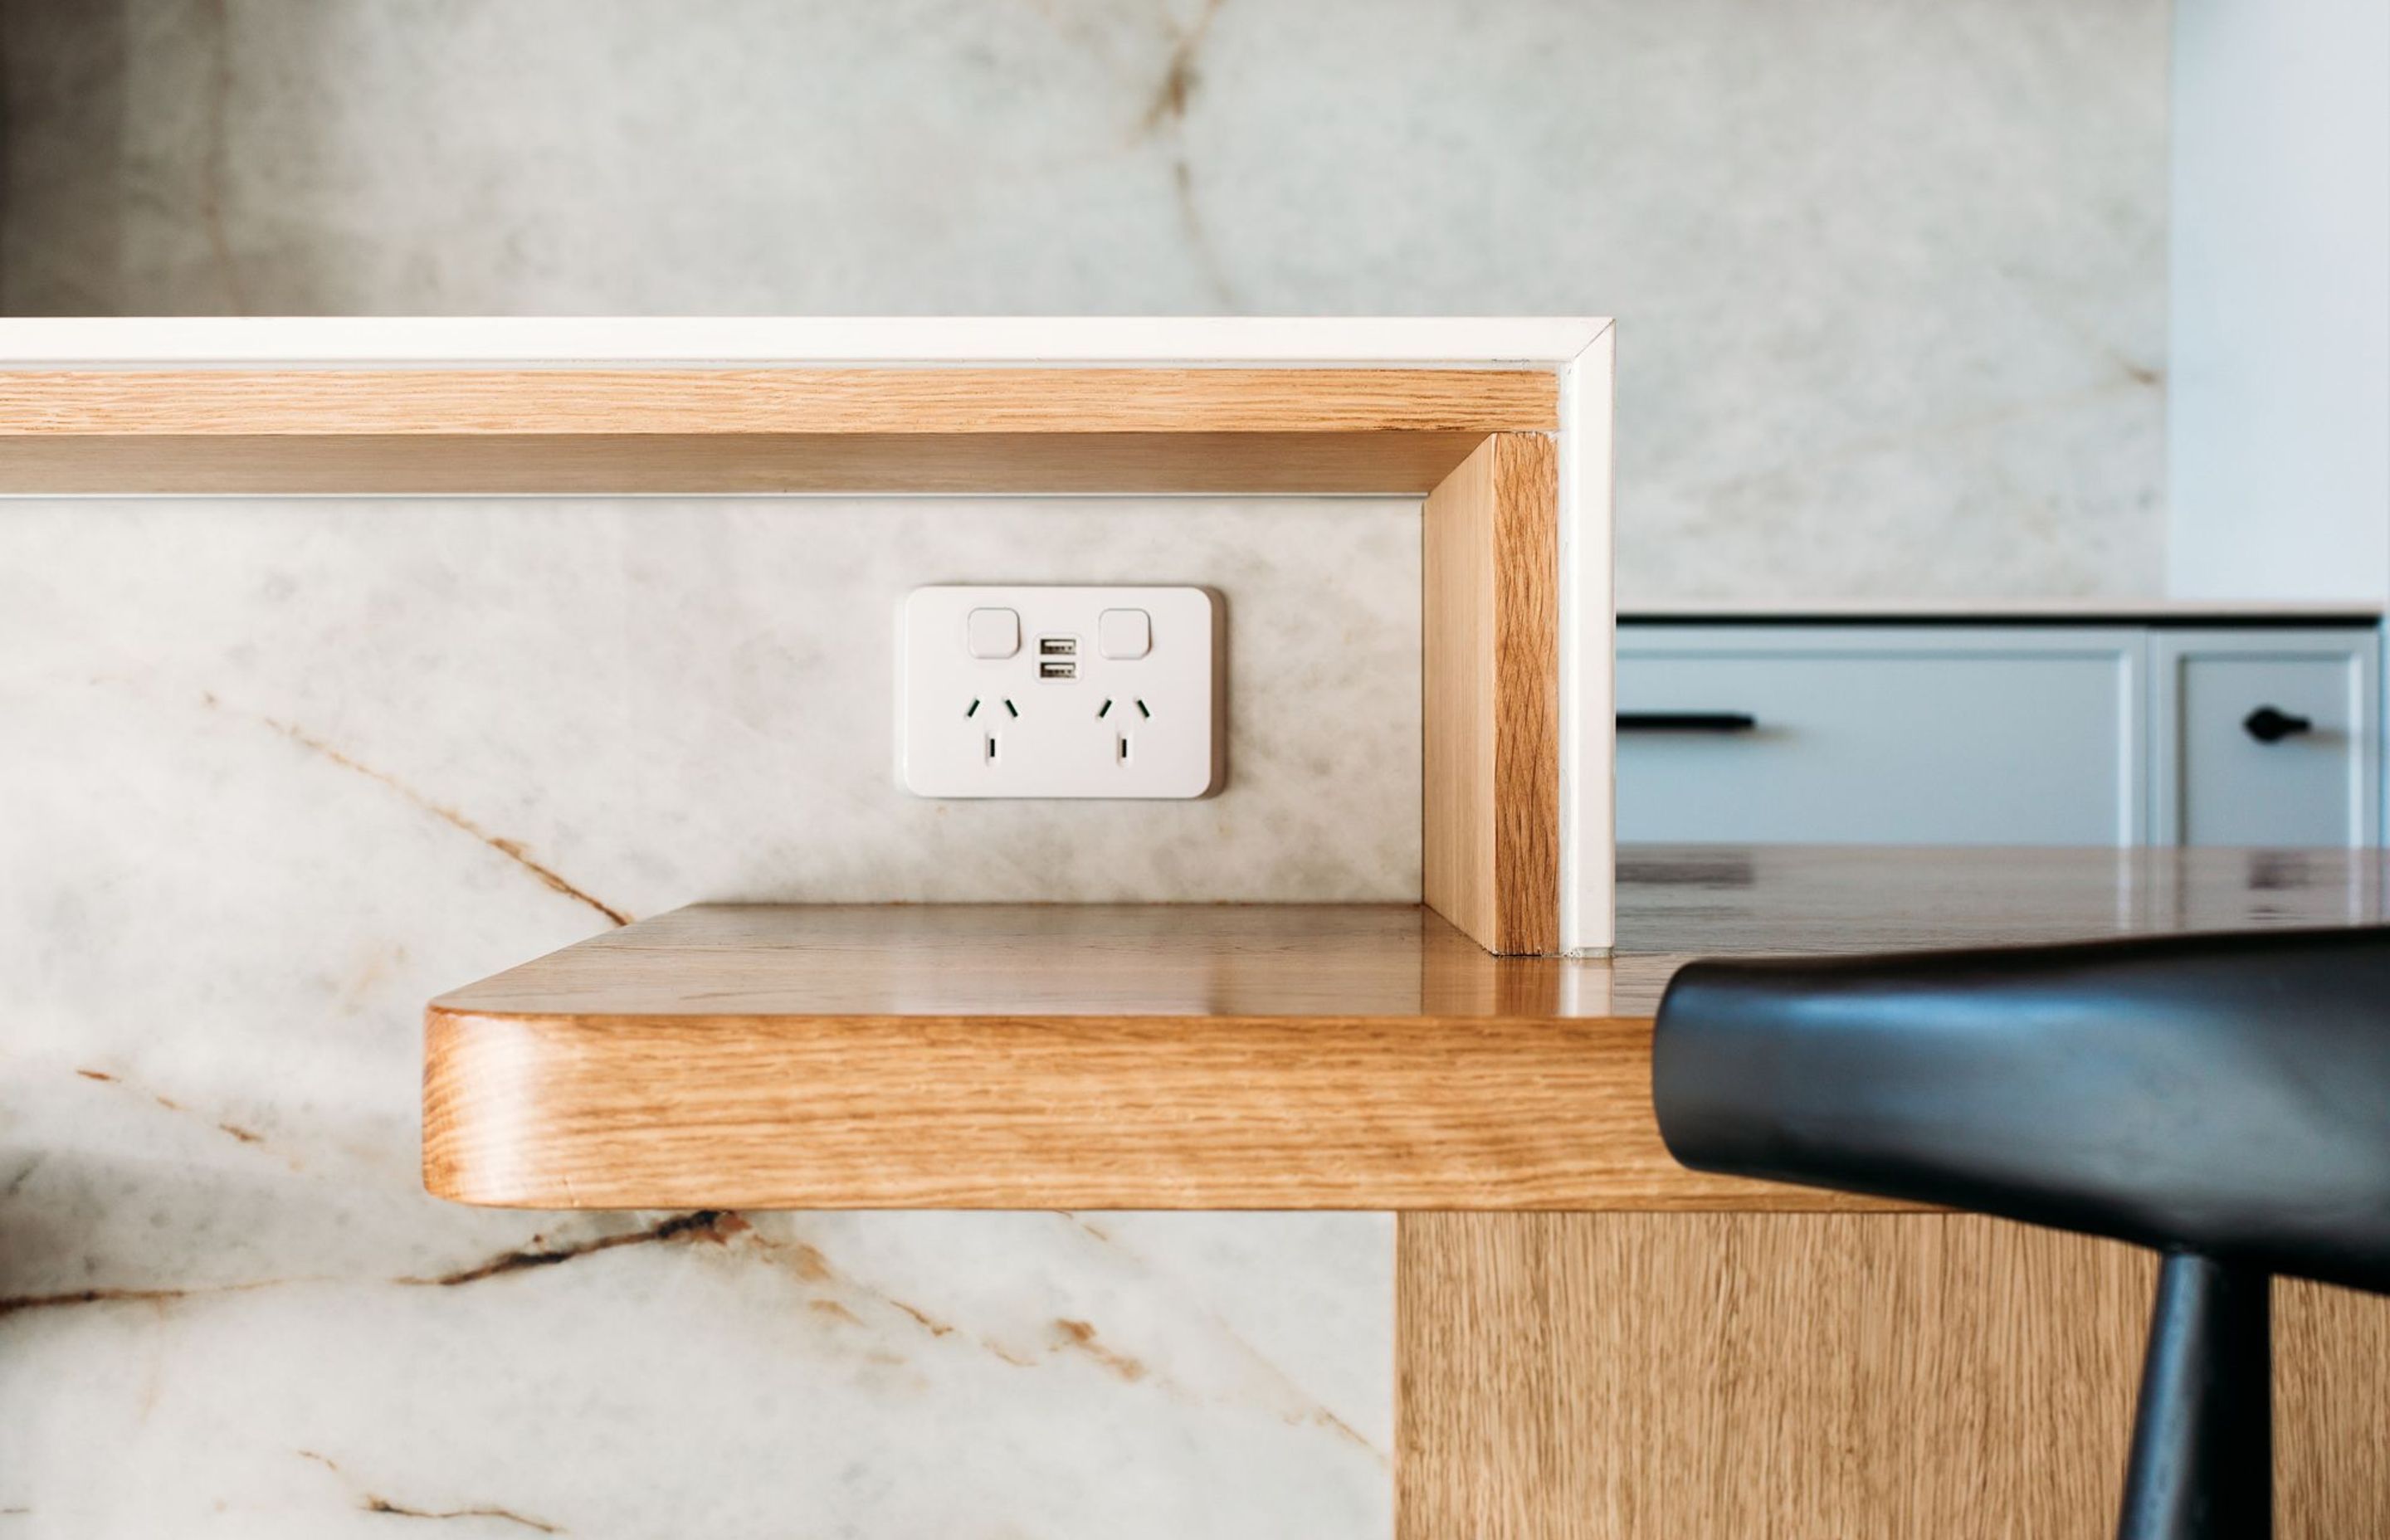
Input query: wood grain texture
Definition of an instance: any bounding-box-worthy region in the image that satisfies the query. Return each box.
[424,849,2389,1211]
[0,368,1554,495]
[1396,1212,2390,1540]
[422,1007,1721,1211]
[0,368,1558,435]
[1422,432,1562,954]
[2276,1276,2390,1534]
[422,1000,1909,1211]
[422,907,1875,1213]
[0,430,1504,495]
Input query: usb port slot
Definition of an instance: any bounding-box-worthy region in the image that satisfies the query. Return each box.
[1039,660,1077,680]
[1039,636,1077,655]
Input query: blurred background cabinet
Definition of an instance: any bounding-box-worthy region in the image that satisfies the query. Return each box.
[1617,617,2383,847]
[2150,629,2383,846]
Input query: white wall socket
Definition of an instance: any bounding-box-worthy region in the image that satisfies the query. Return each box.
[898,585,1222,799]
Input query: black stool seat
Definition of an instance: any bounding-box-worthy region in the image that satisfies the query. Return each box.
[1652,926,2390,1540]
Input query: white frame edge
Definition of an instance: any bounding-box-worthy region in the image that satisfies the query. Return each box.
[1558,323,1618,954]
[0,315,1613,368]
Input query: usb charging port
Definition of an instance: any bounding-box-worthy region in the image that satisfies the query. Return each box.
[1039,636,1077,655]
[1039,660,1077,680]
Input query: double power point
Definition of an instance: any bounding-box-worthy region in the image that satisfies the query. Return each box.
[897,586,1222,799]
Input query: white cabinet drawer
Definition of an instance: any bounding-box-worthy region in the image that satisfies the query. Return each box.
[2151,630,2382,847]
[1617,626,2145,845]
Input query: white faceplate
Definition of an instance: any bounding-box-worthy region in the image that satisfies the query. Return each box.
[899,586,1222,799]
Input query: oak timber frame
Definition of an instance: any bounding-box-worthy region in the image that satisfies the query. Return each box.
[0,327,1617,954]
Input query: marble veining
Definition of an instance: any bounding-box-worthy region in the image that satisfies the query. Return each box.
[0,496,1403,1537]
[0,497,1420,914]
[0,1202,1389,1535]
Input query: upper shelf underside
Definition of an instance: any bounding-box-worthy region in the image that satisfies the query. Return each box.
[0,365,1558,495]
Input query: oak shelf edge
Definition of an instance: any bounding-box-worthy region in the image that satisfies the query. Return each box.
[419,901,1885,1213]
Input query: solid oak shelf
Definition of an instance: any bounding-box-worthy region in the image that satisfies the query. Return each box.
[421,846,2390,1212]
[422,901,1763,1212]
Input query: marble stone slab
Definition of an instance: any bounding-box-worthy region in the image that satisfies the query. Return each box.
[0,497,1407,1537]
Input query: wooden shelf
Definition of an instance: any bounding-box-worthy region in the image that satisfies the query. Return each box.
[0,366,1554,495]
[430,904,1807,1215]
[422,901,1816,1213]
[422,847,2390,1213]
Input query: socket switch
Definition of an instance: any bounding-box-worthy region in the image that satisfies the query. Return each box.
[898,585,1222,798]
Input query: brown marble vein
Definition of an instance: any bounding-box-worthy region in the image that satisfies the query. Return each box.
[1062,1216,1386,1460]
[227,697,632,927]
[402,1211,744,1288]
[757,1234,1037,1366]
[74,1067,269,1151]
[299,1451,562,1534]
[1142,0,1236,306]
[0,1279,293,1321]
[1051,1318,1148,1382]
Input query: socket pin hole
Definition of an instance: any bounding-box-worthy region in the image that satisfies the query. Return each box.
[965,699,980,718]
[1003,699,1020,718]
[1097,699,1113,718]
[1135,699,1152,719]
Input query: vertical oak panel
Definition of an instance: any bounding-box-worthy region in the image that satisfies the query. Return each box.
[1396,1211,2389,1538]
[2277,1275,2390,1535]
[1423,432,1561,954]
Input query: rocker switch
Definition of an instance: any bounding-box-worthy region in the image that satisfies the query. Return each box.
[966,607,1021,659]
[1097,608,1152,659]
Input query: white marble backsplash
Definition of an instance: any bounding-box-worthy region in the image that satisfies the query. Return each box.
[2,497,1420,912]
[0,497,1405,1537]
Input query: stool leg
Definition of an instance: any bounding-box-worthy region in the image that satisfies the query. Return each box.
[2117,1250,2271,1540]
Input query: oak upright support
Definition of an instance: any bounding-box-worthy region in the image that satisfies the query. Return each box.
[1422,431,1562,954]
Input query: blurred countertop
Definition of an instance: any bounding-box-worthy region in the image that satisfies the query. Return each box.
[1620,598,2385,626]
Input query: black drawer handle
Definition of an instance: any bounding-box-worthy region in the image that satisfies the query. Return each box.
[1619,711,1758,733]
[2243,706,2314,744]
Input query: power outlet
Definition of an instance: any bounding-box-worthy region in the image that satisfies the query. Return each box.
[898,585,1222,799]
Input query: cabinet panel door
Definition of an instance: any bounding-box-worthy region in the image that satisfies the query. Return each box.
[1617,626,2144,846]
[2151,630,2382,848]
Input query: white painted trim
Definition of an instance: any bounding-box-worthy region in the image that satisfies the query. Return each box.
[0,316,1612,367]
[1558,323,1618,953]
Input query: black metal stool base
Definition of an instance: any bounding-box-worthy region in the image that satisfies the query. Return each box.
[2118,1251,2272,1540]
